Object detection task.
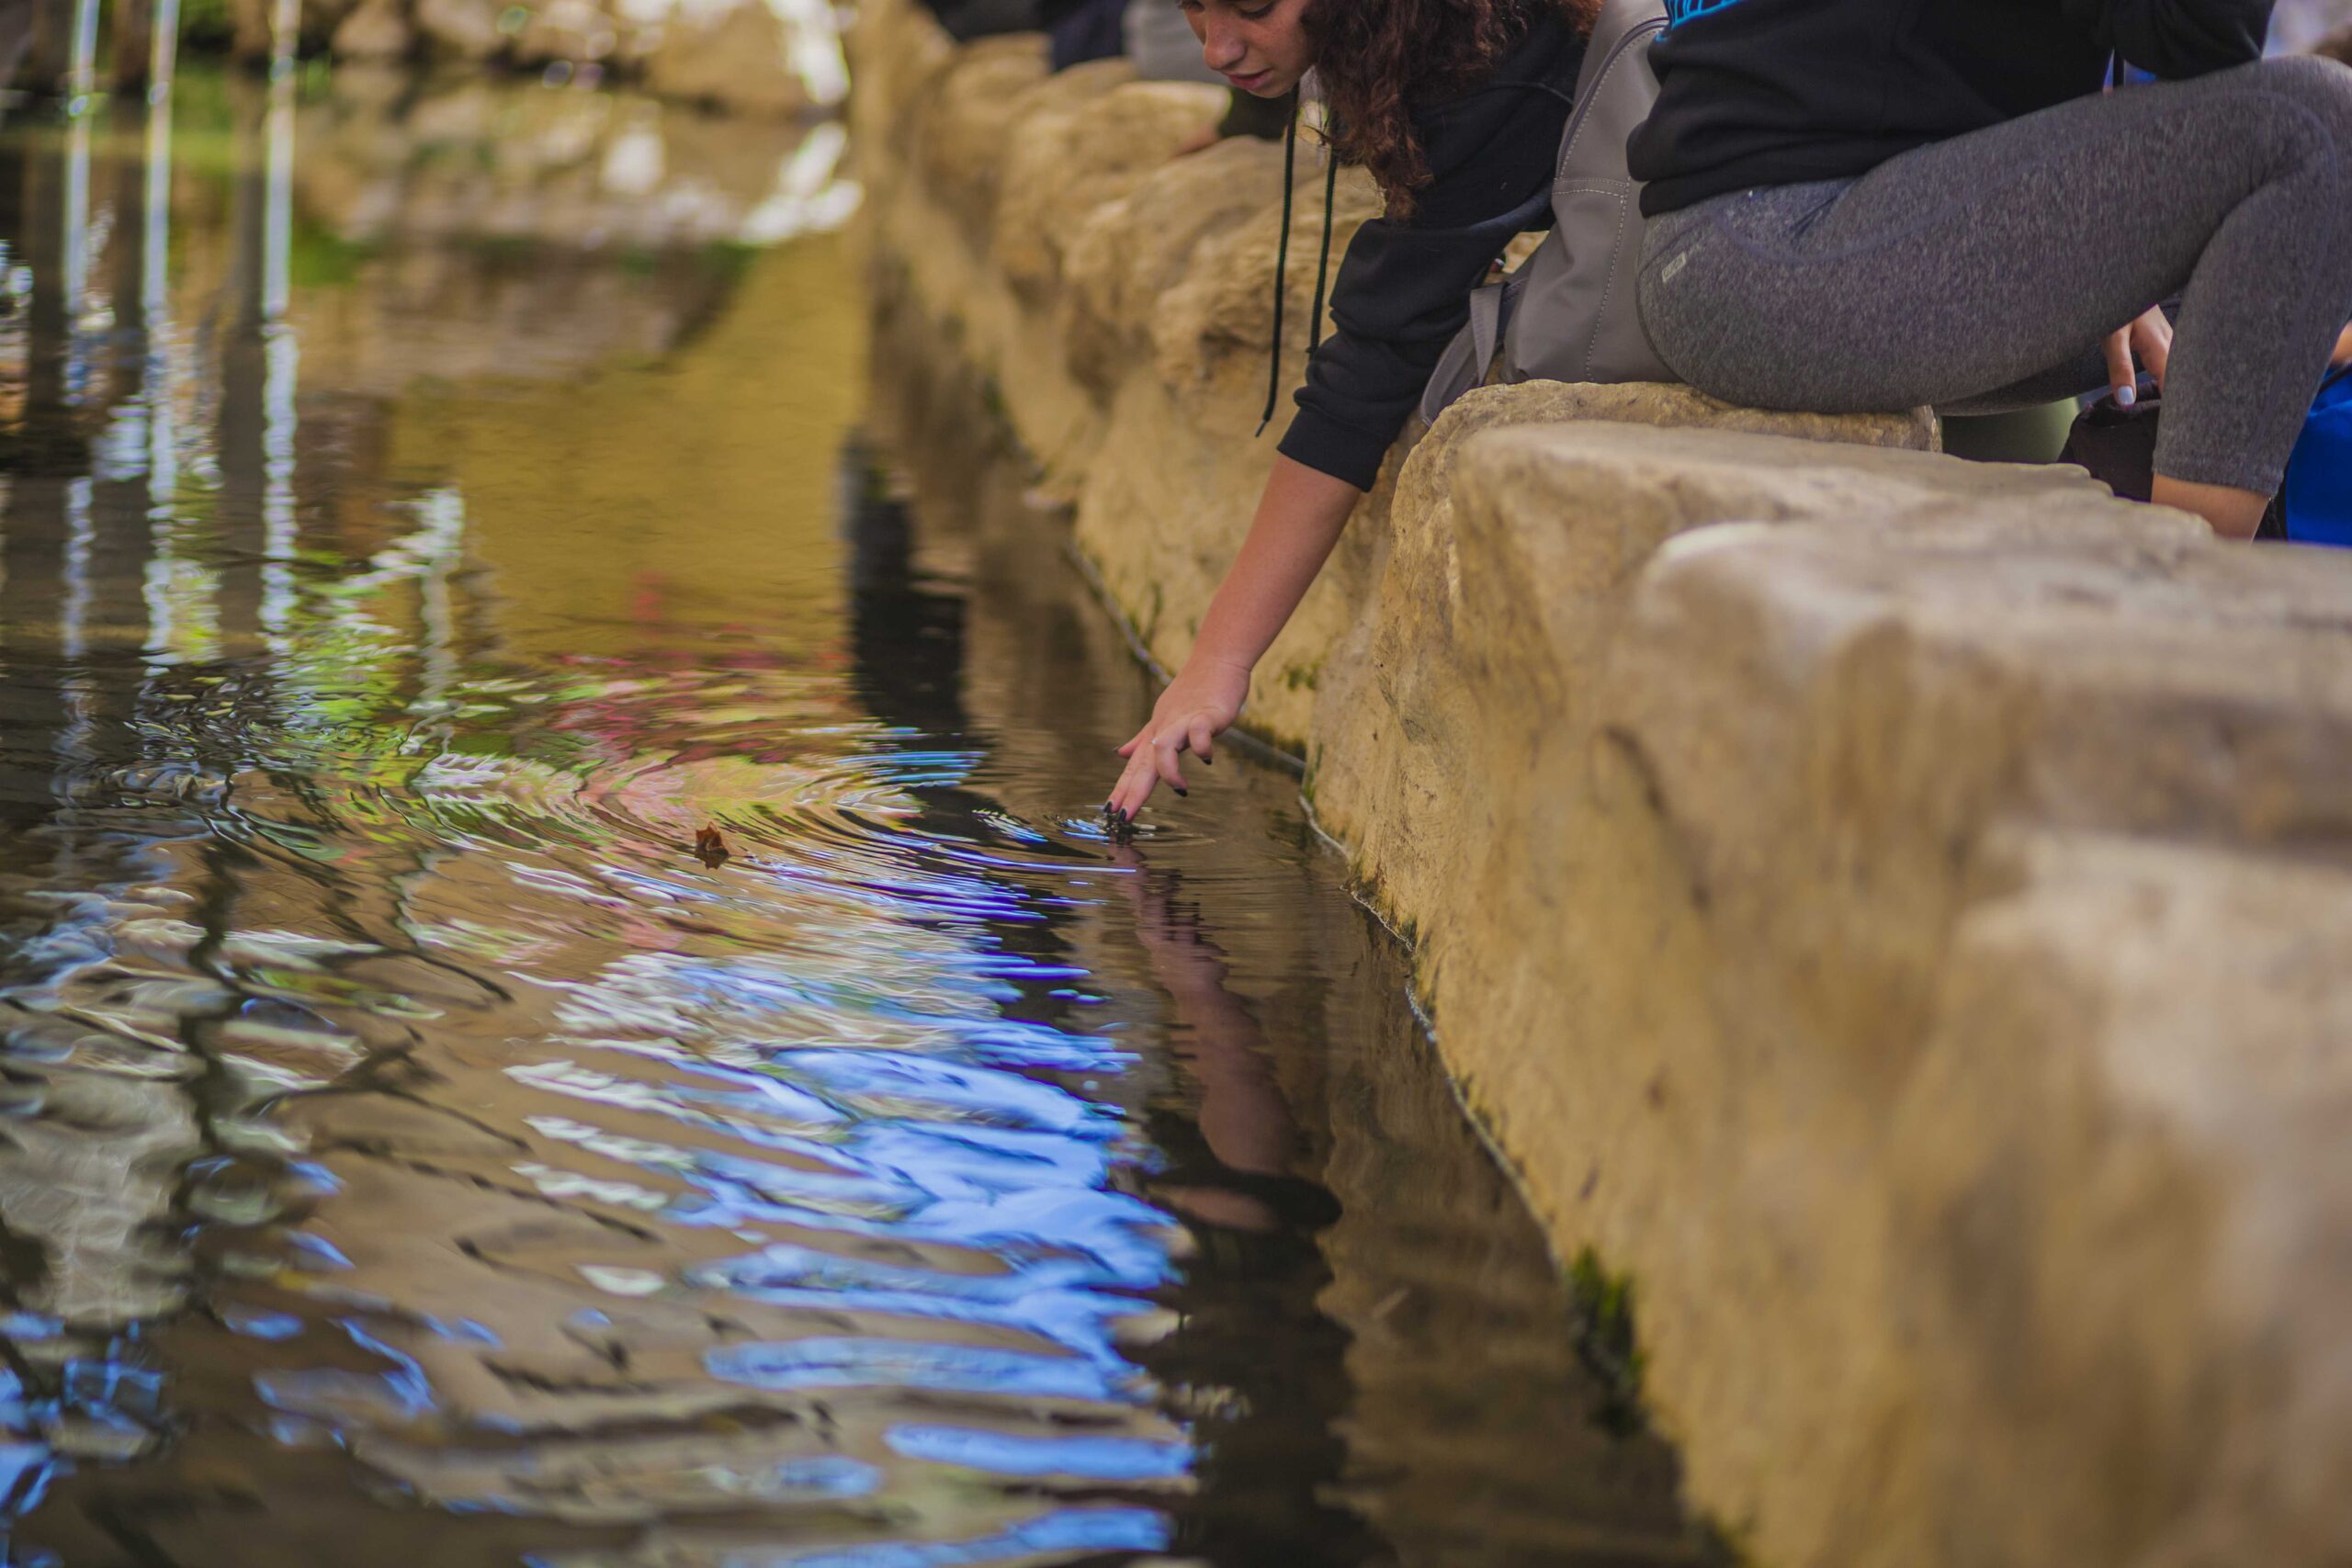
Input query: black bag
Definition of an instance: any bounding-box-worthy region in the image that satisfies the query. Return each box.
[2058,378,2161,502]
[2057,378,2289,540]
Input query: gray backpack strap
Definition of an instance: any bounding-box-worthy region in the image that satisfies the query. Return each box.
[1467,278,1507,378]
[1421,287,1497,425]
[1421,0,1675,425]
[1503,0,1675,388]
[1420,272,1524,425]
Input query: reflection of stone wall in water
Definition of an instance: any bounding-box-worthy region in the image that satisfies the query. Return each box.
[0,130,212,1358]
[382,227,865,656]
[0,67,855,1467]
[226,0,848,117]
[0,227,1173,1552]
[1,72,1032,1556]
[282,75,855,392]
[0,840,208,1345]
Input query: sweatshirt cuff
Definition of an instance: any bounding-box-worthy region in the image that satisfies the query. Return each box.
[1275,405,1391,492]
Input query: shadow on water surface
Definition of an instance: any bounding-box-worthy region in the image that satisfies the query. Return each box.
[0,62,1721,1567]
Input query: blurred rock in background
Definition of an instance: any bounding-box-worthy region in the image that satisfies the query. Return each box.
[3,0,848,117]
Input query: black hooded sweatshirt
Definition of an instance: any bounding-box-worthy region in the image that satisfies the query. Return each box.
[1279,10,1587,491]
[1629,0,2273,217]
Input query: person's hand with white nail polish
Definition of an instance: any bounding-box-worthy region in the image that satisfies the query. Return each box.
[2104,305,2174,406]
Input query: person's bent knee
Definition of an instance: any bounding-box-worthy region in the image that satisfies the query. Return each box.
[2250,52,2352,143]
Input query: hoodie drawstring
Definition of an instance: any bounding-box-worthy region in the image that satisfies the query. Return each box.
[1258,102,1298,436]
[1307,145,1339,356]
[1252,75,1577,437]
[1259,94,1339,439]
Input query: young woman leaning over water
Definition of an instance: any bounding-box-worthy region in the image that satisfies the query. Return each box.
[1105,0,1600,819]
[1631,0,2352,543]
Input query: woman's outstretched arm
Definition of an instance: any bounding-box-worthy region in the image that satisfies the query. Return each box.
[1106,456,1361,818]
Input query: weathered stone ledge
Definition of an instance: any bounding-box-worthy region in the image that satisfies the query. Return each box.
[849,1,2352,1562]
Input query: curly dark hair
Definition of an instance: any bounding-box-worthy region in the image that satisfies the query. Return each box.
[1308,0,1599,214]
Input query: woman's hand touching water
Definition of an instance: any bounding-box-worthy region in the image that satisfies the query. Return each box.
[1098,457,1365,824]
[1108,657,1250,818]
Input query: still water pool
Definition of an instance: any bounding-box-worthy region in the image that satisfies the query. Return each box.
[0,69,1715,1567]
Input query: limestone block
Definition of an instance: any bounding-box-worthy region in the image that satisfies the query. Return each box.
[1408,380,1939,489]
[301,0,374,48]
[1059,133,1288,397]
[851,18,1103,484]
[1315,399,1958,934]
[510,0,623,64]
[1600,507,2352,1566]
[843,0,957,160]
[414,0,504,59]
[992,79,1227,301]
[1149,147,1385,431]
[1615,504,2352,865]
[1320,423,2152,982]
[977,53,1147,237]
[644,0,818,115]
[909,36,1055,243]
[1893,829,2352,1568]
[331,0,413,60]
[1306,416,2352,1566]
[229,0,273,60]
[1365,378,1941,664]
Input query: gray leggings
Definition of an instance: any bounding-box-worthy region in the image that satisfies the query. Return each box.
[1636,55,2352,495]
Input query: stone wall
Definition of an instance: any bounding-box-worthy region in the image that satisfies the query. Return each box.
[5,0,847,114]
[350,0,846,112]
[849,0,2352,1562]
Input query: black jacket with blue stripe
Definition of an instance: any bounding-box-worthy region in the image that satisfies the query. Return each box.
[1629,0,2273,216]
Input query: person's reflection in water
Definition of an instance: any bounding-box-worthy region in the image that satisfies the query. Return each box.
[1105,843,1374,1565]
[1110,843,1300,1234]
[838,420,1376,1558]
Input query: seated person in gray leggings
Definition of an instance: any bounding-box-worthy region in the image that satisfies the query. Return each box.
[1629,0,2352,539]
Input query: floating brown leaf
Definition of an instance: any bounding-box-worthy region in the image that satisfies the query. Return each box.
[693,826,730,868]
